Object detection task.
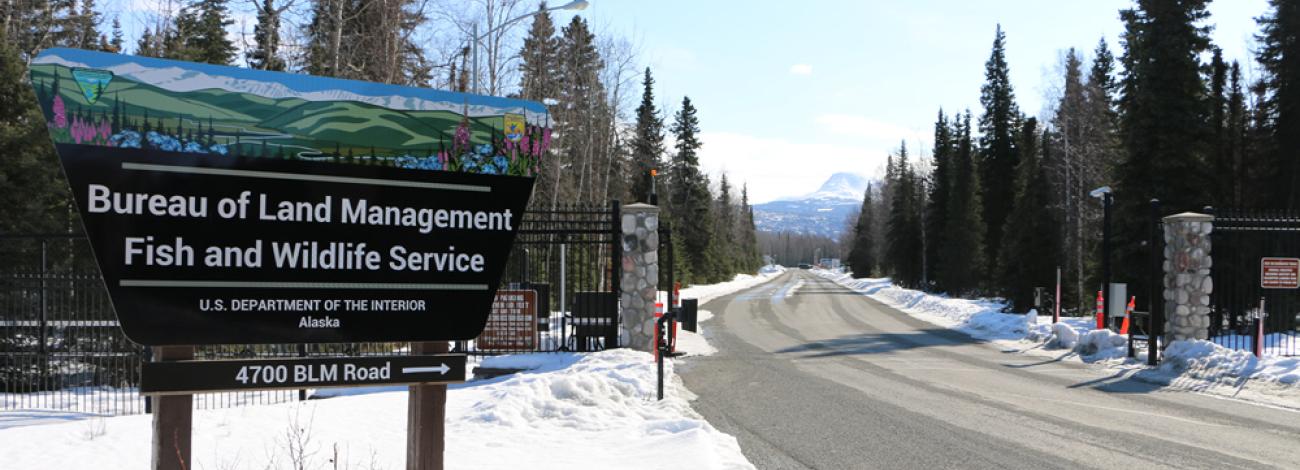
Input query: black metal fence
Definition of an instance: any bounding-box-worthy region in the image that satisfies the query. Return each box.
[456,201,623,354]
[1,203,625,415]
[1208,208,1300,356]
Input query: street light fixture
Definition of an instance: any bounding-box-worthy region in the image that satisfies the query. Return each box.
[1091,185,1114,329]
[471,0,590,95]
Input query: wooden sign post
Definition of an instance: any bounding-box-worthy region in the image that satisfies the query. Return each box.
[150,346,194,470]
[407,342,450,470]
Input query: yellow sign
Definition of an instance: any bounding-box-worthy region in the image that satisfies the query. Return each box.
[504,114,526,142]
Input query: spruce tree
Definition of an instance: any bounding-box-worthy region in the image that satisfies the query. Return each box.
[74,0,103,51]
[109,16,124,52]
[0,31,71,234]
[669,96,714,283]
[186,0,236,65]
[885,142,923,287]
[716,173,737,275]
[977,24,1021,284]
[1088,38,1118,115]
[939,111,985,295]
[848,184,878,278]
[1114,0,1212,291]
[998,118,1058,311]
[924,110,952,290]
[136,27,162,57]
[1225,62,1248,207]
[741,184,762,271]
[630,68,664,203]
[1256,0,1300,209]
[246,0,286,71]
[519,2,561,103]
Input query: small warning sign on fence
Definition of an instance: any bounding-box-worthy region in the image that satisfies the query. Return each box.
[477,290,538,350]
[1261,257,1300,289]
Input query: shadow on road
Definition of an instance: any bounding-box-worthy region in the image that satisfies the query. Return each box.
[1066,370,1169,394]
[775,329,989,359]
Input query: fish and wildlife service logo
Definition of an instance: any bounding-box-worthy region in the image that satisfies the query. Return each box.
[71,68,114,104]
[504,114,525,143]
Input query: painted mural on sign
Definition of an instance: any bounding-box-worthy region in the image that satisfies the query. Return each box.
[29,48,551,176]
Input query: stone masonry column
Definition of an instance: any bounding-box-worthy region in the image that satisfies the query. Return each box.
[620,203,660,353]
[1163,212,1214,342]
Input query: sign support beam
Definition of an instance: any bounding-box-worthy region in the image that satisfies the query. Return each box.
[151,346,194,470]
[407,341,449,470]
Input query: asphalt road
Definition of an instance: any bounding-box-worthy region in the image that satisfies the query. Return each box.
[677,270,1300,470]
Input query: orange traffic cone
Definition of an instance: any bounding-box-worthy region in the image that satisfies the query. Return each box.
[1119,296,1136,334]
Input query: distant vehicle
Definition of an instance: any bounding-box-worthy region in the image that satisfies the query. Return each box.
[798,263,812,269]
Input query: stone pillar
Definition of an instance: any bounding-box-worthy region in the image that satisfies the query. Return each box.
[1162,212,1214,342]
[620,203,659,353]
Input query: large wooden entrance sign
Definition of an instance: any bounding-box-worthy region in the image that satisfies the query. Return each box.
[29,48,551,470]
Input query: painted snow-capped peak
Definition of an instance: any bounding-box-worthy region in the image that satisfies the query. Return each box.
[33,50,547,121]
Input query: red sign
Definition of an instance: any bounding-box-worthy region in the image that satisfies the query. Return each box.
[477,290,538,350]
[1261,258,1300,289]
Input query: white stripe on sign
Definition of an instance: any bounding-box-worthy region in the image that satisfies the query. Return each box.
[121,162,490,193]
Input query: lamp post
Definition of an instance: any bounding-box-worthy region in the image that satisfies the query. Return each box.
[1090,185,1113,329]
[471,0,589,95]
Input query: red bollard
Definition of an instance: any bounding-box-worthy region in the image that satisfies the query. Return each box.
[1095,291,1105,330]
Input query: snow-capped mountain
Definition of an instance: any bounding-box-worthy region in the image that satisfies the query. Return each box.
[753,173,870,239]
[778,172,871,202]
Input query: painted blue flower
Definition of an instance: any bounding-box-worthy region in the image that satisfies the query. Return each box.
[492,155,509,171]
[460,156,479,171]
[209,144,228,155]
[476,143,493,156]
[146,131,181,152]
[110,130,141,148]
[480,163,499,175]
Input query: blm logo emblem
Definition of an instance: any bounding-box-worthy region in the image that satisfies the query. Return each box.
[71,68,113,104]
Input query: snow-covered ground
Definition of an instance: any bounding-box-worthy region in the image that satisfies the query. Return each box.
[0,270,784,469]
[0,350,754,469]
[815,269,1300,409]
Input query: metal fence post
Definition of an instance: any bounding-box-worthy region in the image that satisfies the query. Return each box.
[560,241,568,351]
[1148,199,1162,366]
[1254,297,1266,358]
[1102,192,1112,329]
[610,200,621,347]
[39,239,48,387]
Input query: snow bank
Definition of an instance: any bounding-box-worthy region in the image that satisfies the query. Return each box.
[0,349,753,469]
[814,269,1300,399]
[1158,340,1300,386]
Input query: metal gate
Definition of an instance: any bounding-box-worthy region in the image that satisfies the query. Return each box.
[457,201,624,354]
[1208,209,1300,356]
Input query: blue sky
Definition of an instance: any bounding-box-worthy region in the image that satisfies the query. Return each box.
[564,0,1271,202]
[108,0,1272,203]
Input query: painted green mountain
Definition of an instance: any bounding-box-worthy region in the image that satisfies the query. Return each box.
[257,100,461,149]
[29,63,509,154]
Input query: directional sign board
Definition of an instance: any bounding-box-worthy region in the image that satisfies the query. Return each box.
[1262,257,1300,289]
[140,355,467,395]
[29,49,551,345]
